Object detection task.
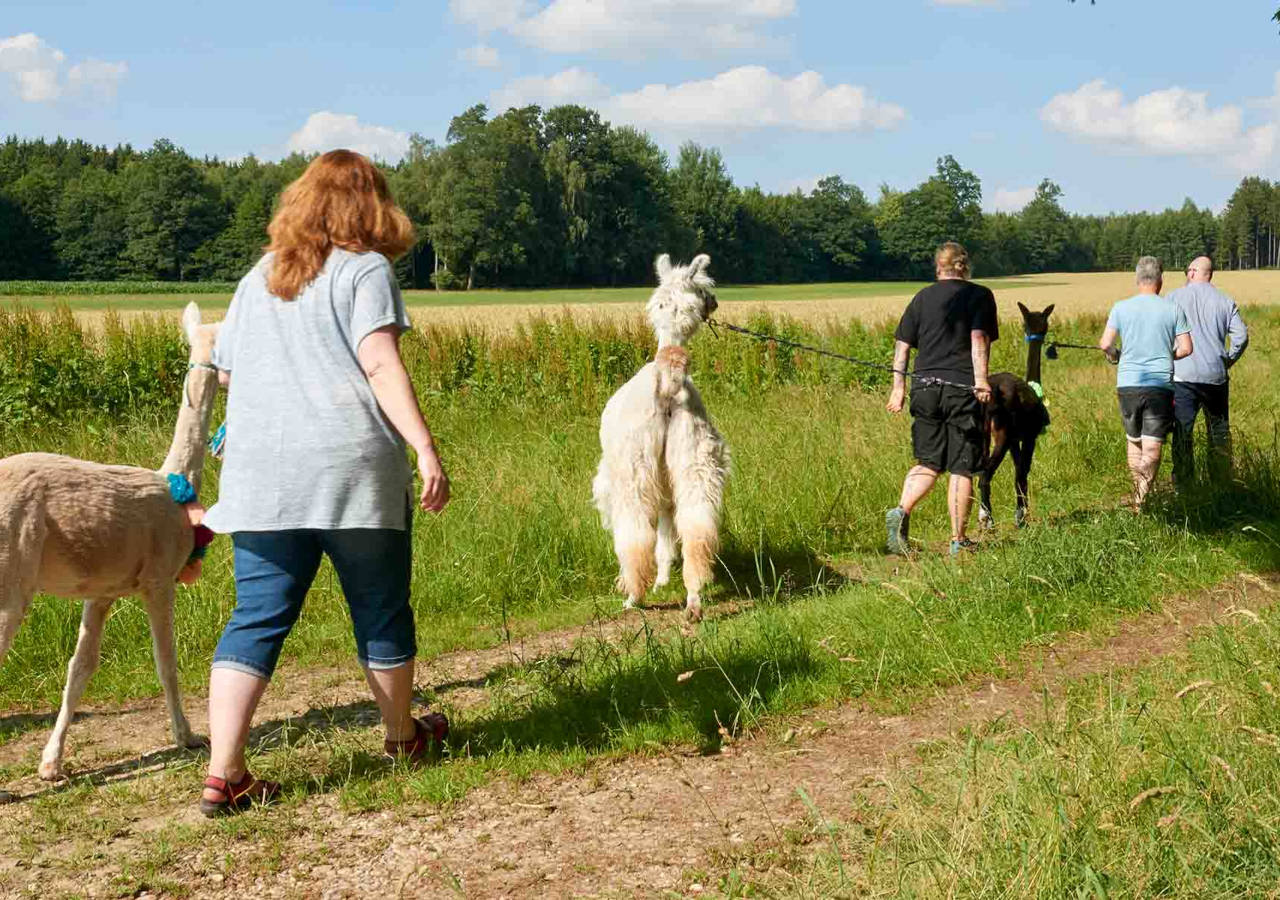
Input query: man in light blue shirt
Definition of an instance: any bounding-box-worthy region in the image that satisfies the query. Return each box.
[1098,256,1193,508]
[1168,255,1248,483]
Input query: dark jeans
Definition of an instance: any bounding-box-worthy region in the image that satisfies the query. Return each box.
[212,525,416,679]
[1172,380,1231,484]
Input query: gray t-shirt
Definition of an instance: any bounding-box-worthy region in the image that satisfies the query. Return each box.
[204,249,412,533]
[1168,281,1249,385]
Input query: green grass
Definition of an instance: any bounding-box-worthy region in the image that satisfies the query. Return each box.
[0,280,238,297]
[1,306,1279,895]
[710,591,1280,898]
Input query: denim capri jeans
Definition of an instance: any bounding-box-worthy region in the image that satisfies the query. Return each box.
[212,523,416,679]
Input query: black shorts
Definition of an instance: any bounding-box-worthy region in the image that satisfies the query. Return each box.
[909,384,984,476]
[1117,386,1174,441]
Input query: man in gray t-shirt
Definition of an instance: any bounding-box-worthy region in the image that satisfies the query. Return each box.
[1168,256,1249,483]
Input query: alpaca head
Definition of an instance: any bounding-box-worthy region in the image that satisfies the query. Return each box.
[647,253,717,347]
[180,302,221,412]
[182,302,221,367]
[1016,302,1054,340]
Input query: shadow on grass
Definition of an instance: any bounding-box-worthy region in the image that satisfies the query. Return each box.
[0,703,146,745]
[5,742,206,804]
[1146,437,1280,568]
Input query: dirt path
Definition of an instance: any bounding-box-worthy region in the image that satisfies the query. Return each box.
[249,572,1274,899]
[1,574,1274,898]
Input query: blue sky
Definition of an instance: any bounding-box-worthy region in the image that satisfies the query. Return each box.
[3,1,1278,215]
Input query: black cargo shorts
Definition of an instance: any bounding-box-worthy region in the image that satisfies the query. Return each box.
[909,384,983,476]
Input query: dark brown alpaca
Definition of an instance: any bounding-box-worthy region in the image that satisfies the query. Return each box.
[978,303,1053,529]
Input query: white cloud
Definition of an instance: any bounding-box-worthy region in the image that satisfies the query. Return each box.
[449,0,531,31]
[285,112,411,163]
[1041,78,1277,172]
[988,186,1036,212]
[454,0,795,56]
[66,59,128,99]
[0,33,125,103]
[459,43,501,69]
[489,67,610,110]
[490,66,905,137]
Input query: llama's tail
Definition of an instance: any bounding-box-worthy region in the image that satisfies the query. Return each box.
[655,345,690,402]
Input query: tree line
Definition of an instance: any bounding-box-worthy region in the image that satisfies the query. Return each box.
[1,103,1275,288]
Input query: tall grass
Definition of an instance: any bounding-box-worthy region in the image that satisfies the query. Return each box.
[1,305,1278,717]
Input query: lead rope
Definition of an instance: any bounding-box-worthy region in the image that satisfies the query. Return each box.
[705,318,980,392]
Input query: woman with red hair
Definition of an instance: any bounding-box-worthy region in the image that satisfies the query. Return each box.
[199,149,450,815]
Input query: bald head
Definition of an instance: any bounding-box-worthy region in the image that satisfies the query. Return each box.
[1186,256,1214,283]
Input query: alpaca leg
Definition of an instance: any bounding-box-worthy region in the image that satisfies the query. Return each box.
[0,586,33,666]
[675,501,719,623]
[978,428,1009,528]
[39,600,112,780]
[654,505,677,590]
[613,505,657,610]
[1014,435,1037,529]
[144,583,199,749]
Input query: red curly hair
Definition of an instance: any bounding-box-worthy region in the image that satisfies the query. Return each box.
[265,149,415,300]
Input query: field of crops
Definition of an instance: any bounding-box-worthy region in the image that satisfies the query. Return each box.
[1,280,1279,896]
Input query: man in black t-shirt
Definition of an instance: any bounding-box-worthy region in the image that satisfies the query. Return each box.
[884,242,997,556]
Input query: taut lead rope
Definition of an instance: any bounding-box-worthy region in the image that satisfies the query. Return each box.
[705,319,979,392]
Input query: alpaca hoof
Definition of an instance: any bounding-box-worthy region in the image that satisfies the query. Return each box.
[653,574,671,590]
[38,760,65,782]
[978,508,993,529]
[623,597,638,610]
[685,599,703,623]
[1015,509,1027,529]
[183,733,210,752]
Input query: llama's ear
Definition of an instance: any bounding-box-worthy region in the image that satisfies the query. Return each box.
[181,302,201,347]
[1016,301,1029,317]
[1043,304,1055,318]
[655,253,673,282]
[690,254,711,276]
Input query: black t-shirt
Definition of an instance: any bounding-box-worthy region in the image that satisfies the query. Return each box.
[894,279,999,382]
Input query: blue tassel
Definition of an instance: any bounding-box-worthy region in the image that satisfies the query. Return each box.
[167,473,197,505]
[209,422,226,459]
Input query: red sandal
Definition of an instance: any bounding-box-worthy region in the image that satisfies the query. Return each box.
[199,771,281,818]
[384,713,449,762]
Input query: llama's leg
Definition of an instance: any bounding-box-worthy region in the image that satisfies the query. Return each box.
[613,502,657,609]
[978,427,1010,528]
[675,499,719,623]
[654,505,677,590]
[0,588,32,667]
[143,583,199,750]
[39,600,112,780]
[1014,435,1037,528]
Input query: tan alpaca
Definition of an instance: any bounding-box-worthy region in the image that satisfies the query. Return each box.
[0,303,219,781]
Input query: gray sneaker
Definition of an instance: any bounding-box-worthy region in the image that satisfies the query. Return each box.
[885,507,910,555]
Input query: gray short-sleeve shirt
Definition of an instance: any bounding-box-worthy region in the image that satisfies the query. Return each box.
[203,249,413,533]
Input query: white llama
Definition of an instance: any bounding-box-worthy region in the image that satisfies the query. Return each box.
[592,253,729,621]
[0,303,219,783]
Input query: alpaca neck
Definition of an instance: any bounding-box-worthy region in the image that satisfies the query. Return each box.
[1025,339,1043,385]
[159,368,218,495]
[655,330,686,350]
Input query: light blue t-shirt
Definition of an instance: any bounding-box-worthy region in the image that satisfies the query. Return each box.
[204,249,413,533]
[1105,294,1190,390]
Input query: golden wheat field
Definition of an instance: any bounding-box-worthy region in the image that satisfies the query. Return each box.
[19,269,1280,333]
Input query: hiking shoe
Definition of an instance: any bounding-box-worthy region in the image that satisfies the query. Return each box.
[885,507,911,555]
[950,538,978,557]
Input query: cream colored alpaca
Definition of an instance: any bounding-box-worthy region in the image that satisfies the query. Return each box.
[0,303,219,781]
[592,254,729,622]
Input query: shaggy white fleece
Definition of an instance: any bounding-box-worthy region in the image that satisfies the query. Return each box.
[592,254,729,621]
